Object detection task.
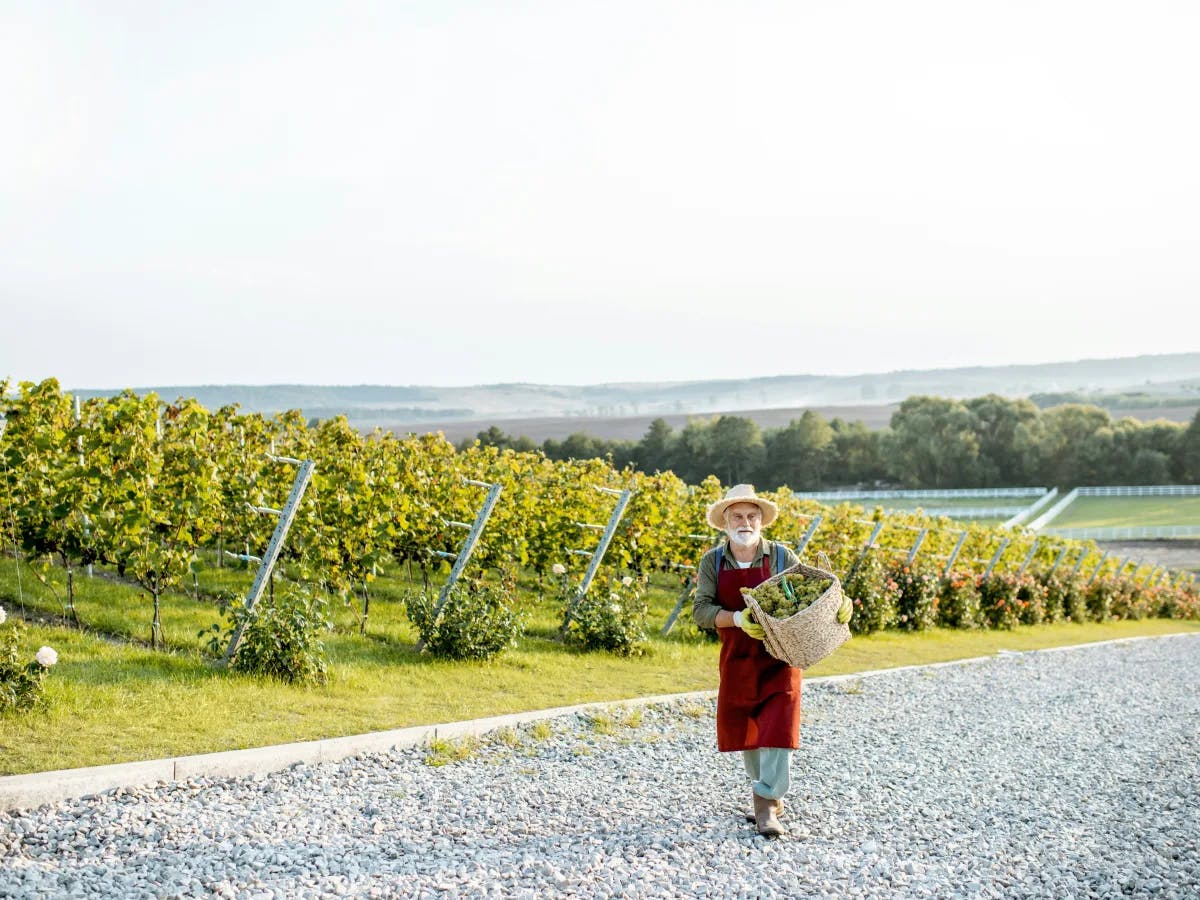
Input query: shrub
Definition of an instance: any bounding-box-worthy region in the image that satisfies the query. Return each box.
[206,586,331,684]
[1084,578,1119,622]
[1040,574,1081,624]
[1110,578,1155,621]
[1158,582,1200,620]
[890,561,940,631]
[842,552,900,635]
[938,571,982,629]
[1013,574,1048,626]
[562,572,649,656]
[0,608,58,713]
[978,574,1021,630]
[407,573,525,661]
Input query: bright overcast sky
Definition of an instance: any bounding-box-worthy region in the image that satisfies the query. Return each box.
[4,1,1199,390]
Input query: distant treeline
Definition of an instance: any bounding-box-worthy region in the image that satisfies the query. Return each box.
[458,394,1200,491]
[1028,390,1200,411]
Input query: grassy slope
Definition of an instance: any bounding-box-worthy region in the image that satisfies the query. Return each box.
[2,556,1197,776]
[1052,496,1200,528]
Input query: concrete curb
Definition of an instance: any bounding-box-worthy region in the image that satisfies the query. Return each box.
[3,632,1195,814]
[0,690,712,813]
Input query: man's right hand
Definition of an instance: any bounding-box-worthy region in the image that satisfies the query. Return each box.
[733,609,765,640]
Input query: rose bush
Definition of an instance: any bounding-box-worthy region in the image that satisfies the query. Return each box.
[890,560,941,631]
[842,552,900,635]
[1,607,58,713]
[406,572,525,661]
[562,571,649,656]
[978,574,1022,630]
[937,571,982,629]
[205,586,332,684]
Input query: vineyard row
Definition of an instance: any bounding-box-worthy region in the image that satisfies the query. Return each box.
[0,379,1193,619]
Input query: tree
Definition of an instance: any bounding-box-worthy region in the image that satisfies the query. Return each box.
[1174,409,1200,483]
[1031,404,1112,488]
[829,418,887,487]
[668,418,716,484]
[633,418,675,474]
[885,397,982,488]
[460,426,536,453]
[964,395,1039,486]
[542,432,634,466]
[708,416,765,486]
[762,411,835,490]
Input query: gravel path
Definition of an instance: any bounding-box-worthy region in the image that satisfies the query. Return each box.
[3,634,1198,899]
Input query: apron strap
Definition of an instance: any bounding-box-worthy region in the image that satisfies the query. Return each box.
[707,545,723,576]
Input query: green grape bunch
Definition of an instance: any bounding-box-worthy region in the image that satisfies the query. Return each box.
[741,573,833,620]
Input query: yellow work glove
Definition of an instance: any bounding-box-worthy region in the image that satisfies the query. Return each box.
[837,596,854,625]
[732,609,765,640]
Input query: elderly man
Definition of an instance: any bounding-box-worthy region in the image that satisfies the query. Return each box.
[692,484,848,838]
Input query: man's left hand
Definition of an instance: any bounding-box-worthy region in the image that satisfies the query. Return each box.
[733,610,765,640]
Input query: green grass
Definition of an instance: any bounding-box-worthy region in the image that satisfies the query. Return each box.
[853,496,1030,527]
[1,555,1197,776]
[1051,496,1200,528]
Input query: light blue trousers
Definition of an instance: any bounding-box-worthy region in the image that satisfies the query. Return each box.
[742,748,792,800]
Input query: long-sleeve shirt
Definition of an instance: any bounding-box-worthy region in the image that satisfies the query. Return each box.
[691,538,800,631]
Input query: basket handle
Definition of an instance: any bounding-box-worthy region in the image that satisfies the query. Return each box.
[814,550,835,575]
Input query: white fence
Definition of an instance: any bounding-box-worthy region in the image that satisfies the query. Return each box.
[794,487,1048,501]
[922,506,1027,518]
[1027,488,1080,532]
[1043,525,1200,540]
[1004,487,1060,528]
[1076,485,1200,497]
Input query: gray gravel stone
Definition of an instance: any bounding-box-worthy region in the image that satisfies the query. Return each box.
[1,634,1198,898]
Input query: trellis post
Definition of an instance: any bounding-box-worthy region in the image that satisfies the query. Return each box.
[942,530,969,577]
[982,538,1010,577]
[561,487,633,634]
[1086,552,1110,587]
[1070,547,1091,578]
[845,520,885,582]
[906,528,928,565]
[661,532,721,636]
[795,516,822,556]
[420,478,504,646]
[222,456,315,663]
[1017,539,1040,576]
[1046,545,1068,578]
[73,395,94,579]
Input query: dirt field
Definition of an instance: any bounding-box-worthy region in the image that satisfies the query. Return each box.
[1095,539,1200,574]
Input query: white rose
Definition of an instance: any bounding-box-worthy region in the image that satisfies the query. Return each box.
[610,603,622,614]
[551,563,567,576]
[0,606,6,625]
[36,646,58,667]
[621,576,634,587]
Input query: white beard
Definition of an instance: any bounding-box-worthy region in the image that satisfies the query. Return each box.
[727,528,759,548]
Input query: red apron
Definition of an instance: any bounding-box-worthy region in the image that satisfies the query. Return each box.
[715,553,802,751]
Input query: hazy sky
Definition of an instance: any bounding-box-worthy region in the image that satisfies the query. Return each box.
[4,1,1199,390]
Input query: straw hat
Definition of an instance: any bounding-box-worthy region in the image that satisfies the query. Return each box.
[705,484,779,530]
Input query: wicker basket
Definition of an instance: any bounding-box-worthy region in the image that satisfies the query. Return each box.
[741,551,851,670]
